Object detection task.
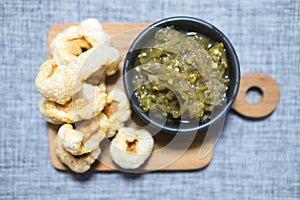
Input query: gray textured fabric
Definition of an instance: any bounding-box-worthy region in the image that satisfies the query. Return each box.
[1,0,299,199]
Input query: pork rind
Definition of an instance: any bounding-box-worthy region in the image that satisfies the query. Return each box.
[39,98,64,124]
[110,127,154,169]
[36,18,120,105]
[35,42,120,105]
[105,89,132,137]
[42,83,107,123]
[54,135,101,173]
[58,115,107,156]
[50,18,119,77]
[58,124,89,155]
[35,58,81,105]
[50,18,110,65]
[36,19,153,173]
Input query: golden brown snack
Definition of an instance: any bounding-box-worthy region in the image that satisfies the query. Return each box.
[105,89,132,137]
[43,83,107,124]
[35,43,120,105]
[39,98,64,124]
[35,58,81,105]
[76,113,110,136]
[58,124,89,155]
[50,18,110,65]
[37,19,149,173]
[54,135,100,173]
[54,113,110,173]
[58,119,106,156]
[110,127,154,169]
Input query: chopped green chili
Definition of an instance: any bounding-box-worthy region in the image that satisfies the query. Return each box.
[133,26,229,121]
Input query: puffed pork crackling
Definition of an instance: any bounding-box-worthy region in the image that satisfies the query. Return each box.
[36,18,155,173]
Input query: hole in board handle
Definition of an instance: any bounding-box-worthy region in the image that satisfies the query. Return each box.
[232,73,280,118]
[246,86,263,104]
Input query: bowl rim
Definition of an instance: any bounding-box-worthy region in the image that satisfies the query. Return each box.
[123,16,240,134]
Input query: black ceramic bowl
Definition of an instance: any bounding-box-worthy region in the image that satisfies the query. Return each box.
[123,16,240,134]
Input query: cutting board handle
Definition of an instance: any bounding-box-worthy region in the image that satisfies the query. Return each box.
[232,73,280,118]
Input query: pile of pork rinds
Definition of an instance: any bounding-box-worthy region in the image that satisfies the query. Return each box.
[35,18,154,173]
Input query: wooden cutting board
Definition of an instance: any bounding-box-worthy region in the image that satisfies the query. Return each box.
[47,22,280,172]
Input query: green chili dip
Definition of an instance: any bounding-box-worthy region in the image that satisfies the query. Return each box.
[133,26,229,121]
